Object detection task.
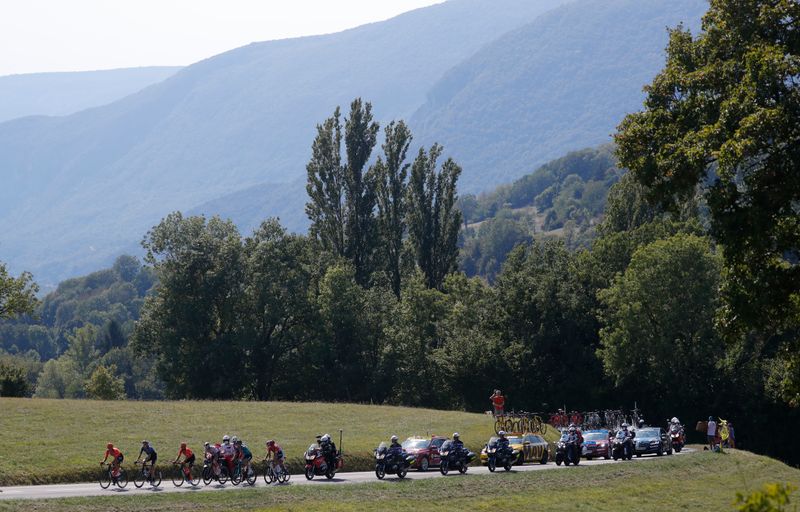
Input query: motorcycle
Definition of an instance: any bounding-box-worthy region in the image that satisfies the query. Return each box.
[555,432,581,466]
[485,439,518,472]
[611,430,633,461]
[439,440,476,475]
[374,443,416,480]
[669,424,685,452]
[304,444,343,480]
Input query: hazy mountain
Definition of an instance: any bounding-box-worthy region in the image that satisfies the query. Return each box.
[410,0,707,192]
[0,0,567,286]
[0,67,181,122]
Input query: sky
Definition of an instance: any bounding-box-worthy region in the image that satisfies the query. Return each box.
[0,0,443,76]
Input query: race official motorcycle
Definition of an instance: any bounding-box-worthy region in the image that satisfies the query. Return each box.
[669,424,685,453]
[555,432,581,466]
[439,440,476,475]
[611,430,634,461]
[485,439,518,472]
[374,443,416,480]
[304,444,343,480]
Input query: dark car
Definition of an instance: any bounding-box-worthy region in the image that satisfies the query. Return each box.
[402,436,448,471]
[581,429,611,460]
[634,427,673,457]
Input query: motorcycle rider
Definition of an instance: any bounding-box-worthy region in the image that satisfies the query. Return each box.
[388,435,403,465]
[320,434,338,471]
[452,433,465,453]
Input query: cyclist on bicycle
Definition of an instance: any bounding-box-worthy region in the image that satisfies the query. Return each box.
[220,435,235,472]
[204,442,222,475]
[100,443,124,477]
[234,438,253,474]
[136,440,157,478]
[265,440,286,475]
[172,442,195,472]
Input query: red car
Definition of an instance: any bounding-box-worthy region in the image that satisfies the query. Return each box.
[581,429,612,460]
[401,436,448,471]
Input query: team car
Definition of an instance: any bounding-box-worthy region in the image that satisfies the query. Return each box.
[581,429,612,460]
[480,433,549,466]
[634,427,673,457]
[401,436,448,471]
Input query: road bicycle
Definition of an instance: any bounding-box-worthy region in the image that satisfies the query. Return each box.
[171,461,199,487]
[133,461,162,488]
[263,460,291,484]
[99,462,127,489]
[230,458,257,486]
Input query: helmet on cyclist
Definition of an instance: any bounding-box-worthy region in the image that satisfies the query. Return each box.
[267,440,275,446]
[568,426,576,433]
[107,442,114,449]
[204,442,210,448]
[231,436,239,444]
[638,419,645,428]
[708,416,714,422]
[569,423,576,428]
[621,423,628,428]
[142,440,149,445]
[498,431,506,437]
[180,442,187,449]
[223,435,230,443]
[391,435,398,442]
[453,433,460,440]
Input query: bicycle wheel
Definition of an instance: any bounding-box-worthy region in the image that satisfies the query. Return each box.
[246,466,257,486]
[187,465,200,487]
[99,469,112,489]
[230,465,242,486]
[280,469,290,483]
[133,469,145,488]
[202,466,213,485]
[115,469,128,488]
[263,467,274,484]
[494,418,504,435]
[151,470,162,488]
[540,421,548,435]
[218,467,229,485]
[171,468,184,487]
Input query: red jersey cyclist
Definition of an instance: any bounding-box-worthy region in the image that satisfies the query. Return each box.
[172,442,195,475]
[100,442,124,477]
[264,440,286,475]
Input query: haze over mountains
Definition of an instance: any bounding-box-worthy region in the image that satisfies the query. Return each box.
[0,67,181,123]
[0,0,706,286]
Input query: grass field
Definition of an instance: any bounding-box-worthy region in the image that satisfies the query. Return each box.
[1,449,798,511]
[0,398,552,485]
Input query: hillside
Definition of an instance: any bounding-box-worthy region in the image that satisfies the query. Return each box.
[0,0,567,287]
[460,145,620,280]
[0,398,500,485]
[0,67,180,123]
[411,0,707,192]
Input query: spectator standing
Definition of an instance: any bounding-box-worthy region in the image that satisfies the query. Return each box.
[490,389,505,416]
[707,416,717,450]
[728,422,736,449]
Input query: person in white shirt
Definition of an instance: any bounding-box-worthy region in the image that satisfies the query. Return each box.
[706,416,717,449]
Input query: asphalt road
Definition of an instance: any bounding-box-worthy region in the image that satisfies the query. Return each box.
[0,449,693,501]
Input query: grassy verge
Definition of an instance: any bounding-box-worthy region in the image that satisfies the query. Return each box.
[0,398,549,485]
[2,450,798,511]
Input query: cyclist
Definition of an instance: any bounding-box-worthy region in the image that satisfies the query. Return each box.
[136,440,158,480]
[204,442,222,476]
[220,435,235,472]
[172,442,195,475]
[320,434,338,471]
[100,442,124,477]
[265,439,286,476]
[234,438,253,475]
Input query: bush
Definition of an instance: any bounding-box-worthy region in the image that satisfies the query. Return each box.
[0,359,29,397]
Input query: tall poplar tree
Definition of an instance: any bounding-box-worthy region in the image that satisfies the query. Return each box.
[374,121,412,296]
[407,144,463,290]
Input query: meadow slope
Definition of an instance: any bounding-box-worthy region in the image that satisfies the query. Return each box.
[0,398,513,485]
